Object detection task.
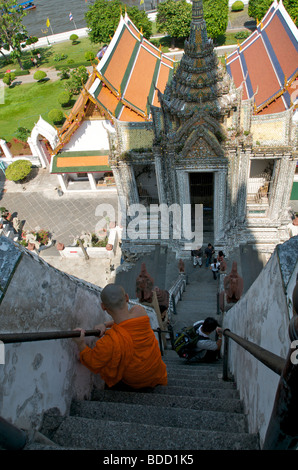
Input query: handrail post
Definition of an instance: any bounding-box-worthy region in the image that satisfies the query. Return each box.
[262,314,298,450]
[156,327,163,356]
[223,328,230,381]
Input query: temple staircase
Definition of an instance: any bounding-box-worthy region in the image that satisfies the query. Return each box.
[27,252,259,451]
[28,350,259,450]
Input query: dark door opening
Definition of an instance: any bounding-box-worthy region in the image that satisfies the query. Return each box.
[189,172,214,232]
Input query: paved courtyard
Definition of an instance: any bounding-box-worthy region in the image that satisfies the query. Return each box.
[0,168,121,288]
[0,169,119,247]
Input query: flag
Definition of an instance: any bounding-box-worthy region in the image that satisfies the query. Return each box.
[46,18,50,27]
[69,12,73,21]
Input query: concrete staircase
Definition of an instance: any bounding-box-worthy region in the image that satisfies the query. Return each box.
[30,350,259,450]
[25,246,260,450]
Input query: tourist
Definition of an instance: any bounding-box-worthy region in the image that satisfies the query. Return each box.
[72,284,168,390]
[192,246,203,267]
[217,250,225,263]
[210,258,220,280]
[204,243,215,268]
[191,317,223,362]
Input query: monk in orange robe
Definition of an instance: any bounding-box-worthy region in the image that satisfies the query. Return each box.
[73,284,167,389]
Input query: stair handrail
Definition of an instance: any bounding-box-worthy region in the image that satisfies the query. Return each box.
[0,329,102,344]
[223,312,298,450]
[168,273,187,315]
[222,329,286,377]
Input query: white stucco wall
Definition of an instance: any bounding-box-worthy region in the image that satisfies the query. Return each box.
[222,236,298,447]
[64,120,110,152]
[0,238,159,431]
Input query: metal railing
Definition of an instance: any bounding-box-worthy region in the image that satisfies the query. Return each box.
[0,329,102,344]
[222,313,298,450]
[168,273,187,315]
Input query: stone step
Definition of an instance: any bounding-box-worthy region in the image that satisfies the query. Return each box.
[69,400,248,433]
[152,385,239,399]
[166,377,235,389]
[91,390,244,414]
[165,370,224,381]
[49,416,259,450]
[163,359,224,371]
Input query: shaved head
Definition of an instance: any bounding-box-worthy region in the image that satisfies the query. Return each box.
[101,284,127,311]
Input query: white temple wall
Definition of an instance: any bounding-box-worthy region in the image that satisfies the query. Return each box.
[64,120,110,152]
[222,237,298,447]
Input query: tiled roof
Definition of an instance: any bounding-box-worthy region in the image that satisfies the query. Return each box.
[225,0,298,115]
[51,13,175,159]
[51,151,111,173]
[91,13,175,121]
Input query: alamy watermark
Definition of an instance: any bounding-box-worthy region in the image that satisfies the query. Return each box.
[95,201,203,249]
[290,340,298,365]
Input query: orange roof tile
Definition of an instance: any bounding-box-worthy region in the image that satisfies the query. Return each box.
[92,13,175,121]
[226,0,298,114]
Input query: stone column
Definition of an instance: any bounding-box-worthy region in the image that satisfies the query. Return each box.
[237,148,250,222]
[214,170,227,242]
[0,139,12,160]
[87,173,97,191]
[154,154,166,204]
[57,174,67,193]
[27,137,47,169]
[267,157,290,220]
[111,164,128,228]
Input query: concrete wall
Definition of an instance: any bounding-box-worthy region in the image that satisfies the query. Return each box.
[0,237,159,431]
[222,236,298,447]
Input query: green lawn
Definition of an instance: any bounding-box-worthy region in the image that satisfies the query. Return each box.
[0,80,67,141]
[0,37,102,76]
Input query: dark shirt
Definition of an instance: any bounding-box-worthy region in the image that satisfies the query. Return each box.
[205,246,214,258]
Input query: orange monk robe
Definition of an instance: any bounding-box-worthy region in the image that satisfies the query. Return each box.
[79,315,168,389]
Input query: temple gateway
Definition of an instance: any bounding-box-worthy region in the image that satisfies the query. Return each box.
[30,0,298,258]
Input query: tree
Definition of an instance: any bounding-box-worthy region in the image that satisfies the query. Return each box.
[157,0,192,48]
[85,0,152,44]
[156,0,229,46]
[126,6,152,40]
[248,0,298,23]
[203,0,229,40]
[0,0,29,70]
[65,66,89,95]
[2,72,16,87]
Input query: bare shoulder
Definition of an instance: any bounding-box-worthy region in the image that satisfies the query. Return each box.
[129,304,148,318]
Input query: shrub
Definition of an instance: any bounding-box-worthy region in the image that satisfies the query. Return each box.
[54,53,68,62]
[84,51,95,61]
[33,70,47,82]
[57,67,70,80]
[15,127,31,141]
[70,34,79,44]
[231,1,244,11]
[234,31,250,39]
[58,91,72,107]
[5,159,32,182]
[3,72,16,86]
[48,109,64,125]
